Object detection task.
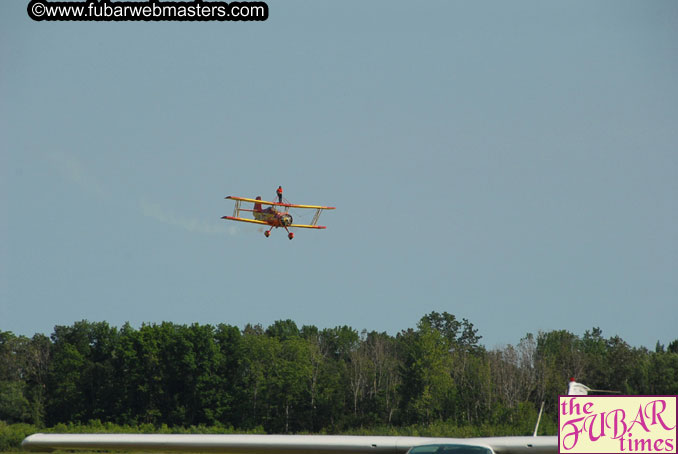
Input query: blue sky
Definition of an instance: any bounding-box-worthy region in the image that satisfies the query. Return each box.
[2,0,676,349]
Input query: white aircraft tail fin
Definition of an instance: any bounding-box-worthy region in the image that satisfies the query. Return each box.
[567,378,591,395]
[567,378,621,395]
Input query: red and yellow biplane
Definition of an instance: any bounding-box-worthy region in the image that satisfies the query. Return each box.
[222,196,335,240]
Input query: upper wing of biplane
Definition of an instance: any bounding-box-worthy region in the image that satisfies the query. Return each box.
[225,196,336,211]
[22,434,558,454]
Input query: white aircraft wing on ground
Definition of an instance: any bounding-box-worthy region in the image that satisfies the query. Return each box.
[22,433,558,454]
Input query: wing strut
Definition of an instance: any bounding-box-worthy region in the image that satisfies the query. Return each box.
[311,209,322,226]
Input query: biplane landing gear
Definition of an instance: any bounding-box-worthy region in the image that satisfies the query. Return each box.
[288,232,294,240]
[264,230,271,238]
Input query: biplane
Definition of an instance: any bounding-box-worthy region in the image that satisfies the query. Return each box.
[222,196,335,240]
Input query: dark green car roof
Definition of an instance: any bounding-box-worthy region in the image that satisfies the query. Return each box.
[408,444,493,454]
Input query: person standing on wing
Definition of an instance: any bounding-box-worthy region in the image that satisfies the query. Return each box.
[276,186,283,203]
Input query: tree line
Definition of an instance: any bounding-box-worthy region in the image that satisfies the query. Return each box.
[1,312,677,435]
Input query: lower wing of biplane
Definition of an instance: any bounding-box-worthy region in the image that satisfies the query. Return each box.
[222,196,335,239]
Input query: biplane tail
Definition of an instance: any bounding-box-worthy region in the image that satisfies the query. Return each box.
[254,196,263,212]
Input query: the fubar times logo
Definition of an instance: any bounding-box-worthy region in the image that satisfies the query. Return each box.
[559,395,677,453]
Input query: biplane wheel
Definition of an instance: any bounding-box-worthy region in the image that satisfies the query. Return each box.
[264,231,271,238]
[288,232,294,240]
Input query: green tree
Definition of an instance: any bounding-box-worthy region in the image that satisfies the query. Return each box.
[534,330,584,409]
[24,333,51,425]
[363,331,400,425]
[648,348,678,394]
[240,326,280,429]
[46,321,121,424]
[268,337,313,432]
[213,324,243,427]
[604,336,648,394]
[310,327,358,431]
[580,327,607,386]
[0,332,33,423]
[46,335,87,423]
[266,320,300,341]
[398,318,456,425]
[0,381,31,423]
[112,323,164,424]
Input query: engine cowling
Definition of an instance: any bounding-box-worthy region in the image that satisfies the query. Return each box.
[280,214,293,226]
